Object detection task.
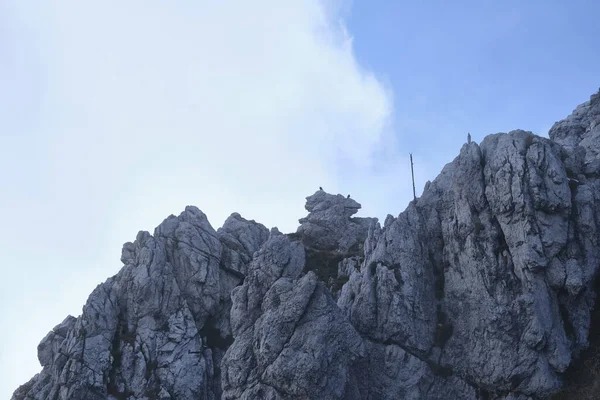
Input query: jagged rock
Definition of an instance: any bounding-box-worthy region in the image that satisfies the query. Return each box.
[12,90,600,400]
[549,89,600,164]
[218,212,270,278]
[222,232,365,399]
[12,206,267,400]
[295,191,376,253]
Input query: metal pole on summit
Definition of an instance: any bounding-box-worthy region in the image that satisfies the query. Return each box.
[410,153,416,201]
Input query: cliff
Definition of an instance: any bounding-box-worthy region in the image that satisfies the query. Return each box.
[12,89,600,399]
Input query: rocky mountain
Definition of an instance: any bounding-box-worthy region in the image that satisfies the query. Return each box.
[12,89,600,399]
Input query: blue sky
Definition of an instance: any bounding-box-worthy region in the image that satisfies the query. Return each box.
[346,0,600,172]
[0,0,598,397]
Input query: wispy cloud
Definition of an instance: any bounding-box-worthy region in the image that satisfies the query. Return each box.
[0,1,410,397]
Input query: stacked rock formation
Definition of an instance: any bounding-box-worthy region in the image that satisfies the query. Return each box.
[13,89,600,399]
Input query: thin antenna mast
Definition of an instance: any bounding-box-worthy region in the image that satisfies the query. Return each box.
[410,153,416,201]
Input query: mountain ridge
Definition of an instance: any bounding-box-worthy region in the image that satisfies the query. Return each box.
[13,89,600,399]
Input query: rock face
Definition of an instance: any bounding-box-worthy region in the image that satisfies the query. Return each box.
[296,191,374,253]
[13,89,600,399]
[13,208,269,400]
[221,231,365,399]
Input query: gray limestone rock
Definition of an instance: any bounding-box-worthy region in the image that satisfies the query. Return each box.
[222,233,365,399]
[12,206,268,400]
[13,89,600,400]
[295,191,376,253]
[218,212,270,278]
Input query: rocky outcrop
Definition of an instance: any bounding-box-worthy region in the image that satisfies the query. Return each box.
[292,192,375,297]
[339,131,575,398]
[12,89,600,399]
[13,208,268,400]
[221,231,365,399]
[295,191,375,253]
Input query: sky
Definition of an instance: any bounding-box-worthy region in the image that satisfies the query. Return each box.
[0,0,598,397]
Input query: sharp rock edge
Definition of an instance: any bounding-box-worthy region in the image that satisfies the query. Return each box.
[12,89,600,400]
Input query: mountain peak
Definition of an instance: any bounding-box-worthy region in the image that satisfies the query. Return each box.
[13,90,600,400]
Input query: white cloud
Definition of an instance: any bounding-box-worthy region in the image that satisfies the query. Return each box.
[0,1,412,397]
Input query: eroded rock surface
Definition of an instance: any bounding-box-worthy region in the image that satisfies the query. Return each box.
[13,208,268,400]
[13,89,600,399]
[221,231,365,399]
[295,191,375,253]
